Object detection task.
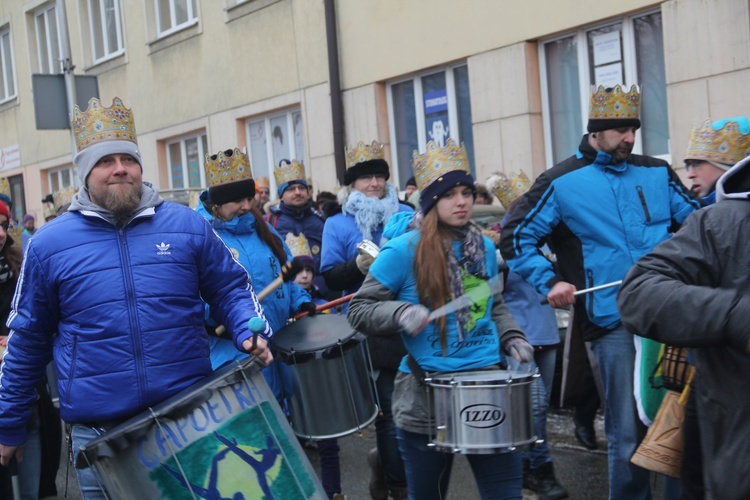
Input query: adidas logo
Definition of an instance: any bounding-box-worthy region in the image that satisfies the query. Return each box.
[156,242,171,255]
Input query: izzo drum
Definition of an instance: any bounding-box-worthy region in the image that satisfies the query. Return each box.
[78,357,326,499]
[427,369,538,454]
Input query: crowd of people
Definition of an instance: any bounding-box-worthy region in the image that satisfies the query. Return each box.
[0,82,748,500]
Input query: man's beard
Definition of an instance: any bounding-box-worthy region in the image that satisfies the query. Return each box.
[90,182,142,216]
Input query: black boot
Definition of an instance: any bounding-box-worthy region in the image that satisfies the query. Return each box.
[367,447,389,500]
[524,461,569,500]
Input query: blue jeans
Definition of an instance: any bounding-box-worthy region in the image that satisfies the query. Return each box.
[396,428,522,499]
[317,438,341,498]
[522,348,557,470]
[375,369,406,487]
[71,425,110,500]
[15,405,42,500]
[590,326,651,500]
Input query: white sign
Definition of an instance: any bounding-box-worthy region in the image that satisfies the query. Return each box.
[595,63,623,88]
[592,31,621,67]
[0,145,20,171]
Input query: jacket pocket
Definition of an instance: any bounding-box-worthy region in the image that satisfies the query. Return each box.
[636,186,651,223]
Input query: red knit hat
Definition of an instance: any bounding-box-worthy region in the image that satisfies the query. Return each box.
[0,201,10,220]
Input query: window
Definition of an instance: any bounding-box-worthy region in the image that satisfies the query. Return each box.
[167,132,208,189]
[88,0,124,63]
[245,109,304,196]
[48,165,76,194]
[387,64,475,188]
[156,0,198,37]
[0,25,16,103]
[540,10,668,166]
[34,3,61,74]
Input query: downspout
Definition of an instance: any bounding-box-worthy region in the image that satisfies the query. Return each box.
[324,0,346,184]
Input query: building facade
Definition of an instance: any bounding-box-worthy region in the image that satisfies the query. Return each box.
[0,0,748,222]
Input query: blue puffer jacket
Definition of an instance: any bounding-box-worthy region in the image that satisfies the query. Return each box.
[0,194,269,444]
[500,135,699,340]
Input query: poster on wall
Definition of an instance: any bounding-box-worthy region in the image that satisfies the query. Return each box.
[424,89,450,148]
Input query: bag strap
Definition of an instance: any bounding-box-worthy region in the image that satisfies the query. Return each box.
[407,354,428,386]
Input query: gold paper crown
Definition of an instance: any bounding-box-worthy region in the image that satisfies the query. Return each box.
[345,141,385,169]
[255,177,270,190]
[0,178,9,198]
[7,221,22,246]
[52,185,78,211]
[274,160,306,186]
[487,171,532,209]
[684,118,750,166]
[411,139,470,191]
[72,96,137,152]
[285,232,312,258]
[204,148,253,188]
[43,204,56,220]
[589,84,641,120]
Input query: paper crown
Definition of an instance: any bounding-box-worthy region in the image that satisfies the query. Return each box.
[684,117,750,166]
[204,148,253,188]
[0,178,9,198]
[285,232,312,258]
[274,159,306,186]
[589,84,641,120]
[43,204,56,220]
[412,139,471,192]
[255,177,270,190]
[52,185,78,211]
[345,141,385,169]
[72,96,137,152]
[7,221,22,246]
[486,171,532,209]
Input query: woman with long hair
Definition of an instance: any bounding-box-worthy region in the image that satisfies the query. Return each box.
[348,140,534,499]
[197,148,315,396]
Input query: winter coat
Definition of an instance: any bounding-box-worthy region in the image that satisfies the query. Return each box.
[0,188,268,444]
[500,135,699,340]
[618,155,750,499]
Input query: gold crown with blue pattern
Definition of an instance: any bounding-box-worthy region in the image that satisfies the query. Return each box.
[589,84,641,121]
[72,96,137,152]
[274,160,306,186]
[412,139,474,213]
[487,170,532,209]
[684,118,750,166]
[0,178,9,199]
[286,232,312,258]
[7,221,22,246]
[345,141,384,169]
[53,185,78,212]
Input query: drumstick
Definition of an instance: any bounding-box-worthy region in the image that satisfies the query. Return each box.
[248,316,265,350]
[293,293,356,320]
[215,259,302,335]
[539,280,622,305]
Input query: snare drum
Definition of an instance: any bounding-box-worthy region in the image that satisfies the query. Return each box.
[427,369,537,454]
[78,357,326,499]
[273,314,379,439]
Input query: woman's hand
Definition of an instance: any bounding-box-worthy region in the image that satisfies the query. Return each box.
[503,337,534,363]
[398,305,430,336]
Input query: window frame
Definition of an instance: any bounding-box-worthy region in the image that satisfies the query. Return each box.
[47,165,77,194]
[155,0,199,39]
[386,62,472,188]
[244,108,303,197]
[165,131,209,190]
[0,23,17,104]
[34,3,62,75]
[538,8,668,168]
[87,0,125,65]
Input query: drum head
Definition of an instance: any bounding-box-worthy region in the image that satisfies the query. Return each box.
[272,315,361,364]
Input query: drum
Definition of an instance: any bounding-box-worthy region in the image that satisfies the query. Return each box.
[272,314,378,439]
[78,357,326,499]
[660,345,690,392]
[427,369,537,454]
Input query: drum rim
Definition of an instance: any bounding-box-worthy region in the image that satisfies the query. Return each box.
[427,369,536,386]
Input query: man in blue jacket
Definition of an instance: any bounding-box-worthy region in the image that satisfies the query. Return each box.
[0,97,273,498]
[500,84,699,500]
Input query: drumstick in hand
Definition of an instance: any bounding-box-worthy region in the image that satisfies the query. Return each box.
[215,259,302,335]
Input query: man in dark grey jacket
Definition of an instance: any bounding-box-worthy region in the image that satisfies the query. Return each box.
[618,155,750,500]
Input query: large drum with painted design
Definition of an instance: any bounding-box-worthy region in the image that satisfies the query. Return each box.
[428,369,537,454]
[78,357,326,499]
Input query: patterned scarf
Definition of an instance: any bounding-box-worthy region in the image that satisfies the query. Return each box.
[341,184,400,242]
[409,212,487,339]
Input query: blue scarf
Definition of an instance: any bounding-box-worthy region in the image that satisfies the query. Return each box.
[341,184,400,242]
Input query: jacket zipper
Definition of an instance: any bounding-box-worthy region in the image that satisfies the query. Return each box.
[636,186,651,222]
[118,228,146,408]
[586,270,595,317]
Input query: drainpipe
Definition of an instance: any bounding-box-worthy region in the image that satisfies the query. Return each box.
[324,0,346,183]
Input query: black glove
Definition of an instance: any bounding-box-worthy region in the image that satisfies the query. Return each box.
[299,301,317,316]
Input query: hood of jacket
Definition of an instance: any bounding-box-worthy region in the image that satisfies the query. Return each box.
[196,190,258,235]
[717,155,750,201]
[68,181,163,226]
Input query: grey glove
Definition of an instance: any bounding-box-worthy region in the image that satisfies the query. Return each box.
[398,304,430,335]
[355,253,375,274]
[503,337,534,363]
